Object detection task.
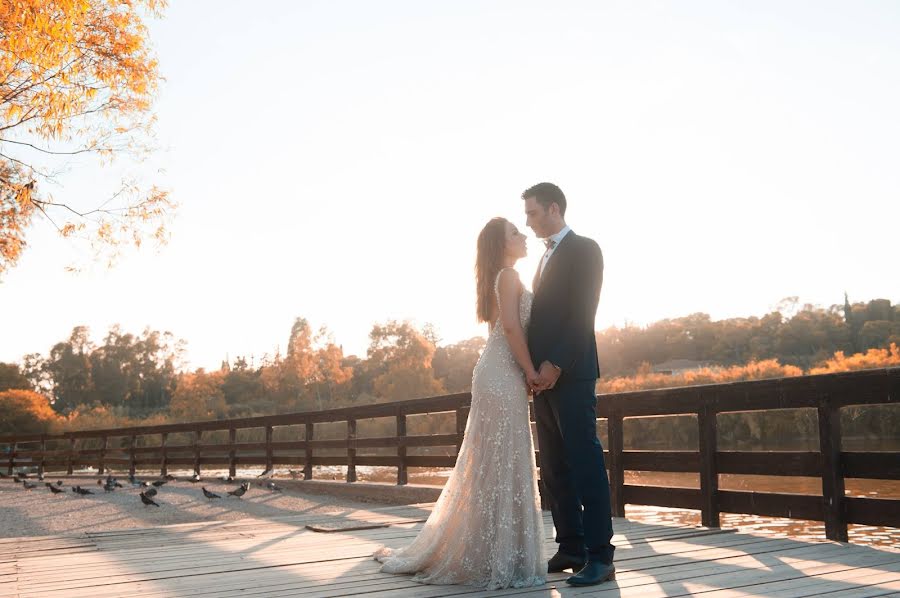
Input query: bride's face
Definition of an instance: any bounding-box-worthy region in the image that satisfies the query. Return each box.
[504,222,528,260]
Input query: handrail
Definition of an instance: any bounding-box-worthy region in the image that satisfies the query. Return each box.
[3,367,898,542]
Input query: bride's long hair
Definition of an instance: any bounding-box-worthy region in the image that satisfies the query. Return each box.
[475,217,509,323]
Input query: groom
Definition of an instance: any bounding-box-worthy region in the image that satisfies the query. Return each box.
[523,182,616,586]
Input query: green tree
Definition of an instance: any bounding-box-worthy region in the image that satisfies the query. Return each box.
[44,326,95,414]
[0,362,30,392]
[89,326,179,415]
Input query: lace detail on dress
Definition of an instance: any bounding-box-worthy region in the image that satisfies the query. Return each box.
[373,268,545,590]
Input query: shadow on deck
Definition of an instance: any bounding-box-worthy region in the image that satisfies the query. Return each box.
[2,503,899,597]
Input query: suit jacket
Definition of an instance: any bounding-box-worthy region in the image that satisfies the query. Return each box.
[528,231,603,381]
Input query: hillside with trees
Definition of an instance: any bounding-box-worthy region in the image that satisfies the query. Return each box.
[1,297,898,447]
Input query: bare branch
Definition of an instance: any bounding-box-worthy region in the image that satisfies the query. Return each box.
[0,137,112,156]
[0,151,51,178]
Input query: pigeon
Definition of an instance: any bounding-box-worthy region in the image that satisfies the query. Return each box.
[265,481,282,492]
[114,481,123,488]
[44,482,53,487]
[139,492,159,507]
[37,473,44,481]
[73,486,93,495]
[49,485,64,494]
[56,480,63,486]
[151,480,167,487]
[257,467,274,479]
[15,472,27,479]
[23,481,37,490]
[144,487,157,497]
[96,479,103,486]
[228,484,247,498]
[202,487,221,499]
[189,473,201,483]
[13,477,22,484]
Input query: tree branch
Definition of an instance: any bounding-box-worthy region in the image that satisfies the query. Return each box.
[0,137,111,156]
[0,151,51,178]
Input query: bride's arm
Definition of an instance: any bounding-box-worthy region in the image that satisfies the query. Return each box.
[497,269,539,380]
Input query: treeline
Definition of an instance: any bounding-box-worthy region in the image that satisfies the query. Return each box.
[0,318,484,434]
[1,297,898,440]
[598,296,900,377]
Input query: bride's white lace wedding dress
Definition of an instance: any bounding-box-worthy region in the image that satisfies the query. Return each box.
[374,269,546,589]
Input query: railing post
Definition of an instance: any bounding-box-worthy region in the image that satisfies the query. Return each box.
[128,435,136,477]
[818,398,848,542]
[699,396,720,528]
[193,430,202,477]
[98,435,107,476]
[304,421,313,480]
[607,406,625,518]
[67,436,77,476]
[347,419,357,483]
[265,426,274,475]
[38,436,46,479]
[228,428,237,479]
[6,440,14,475]
[397,414,408,486]
[160,433,168,478]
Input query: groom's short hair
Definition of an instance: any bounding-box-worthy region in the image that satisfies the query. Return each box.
[522,182,566,217]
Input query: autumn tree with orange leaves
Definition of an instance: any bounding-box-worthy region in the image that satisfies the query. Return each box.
[0,0,172,276]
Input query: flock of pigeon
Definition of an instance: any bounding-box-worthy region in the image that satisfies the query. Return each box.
[0,469,284,507]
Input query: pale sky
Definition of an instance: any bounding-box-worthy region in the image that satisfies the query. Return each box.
[1,1,898,370]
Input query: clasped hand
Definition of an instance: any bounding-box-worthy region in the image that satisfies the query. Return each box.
[527,361,561,393]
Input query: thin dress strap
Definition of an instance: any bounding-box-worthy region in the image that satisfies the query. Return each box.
[492,267,517,330]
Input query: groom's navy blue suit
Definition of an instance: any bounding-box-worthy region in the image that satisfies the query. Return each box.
[528,229,615,565]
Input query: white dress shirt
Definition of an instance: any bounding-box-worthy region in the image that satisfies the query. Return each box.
[539,225,572,278]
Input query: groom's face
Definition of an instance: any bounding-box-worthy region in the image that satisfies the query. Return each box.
[524,196,552,238]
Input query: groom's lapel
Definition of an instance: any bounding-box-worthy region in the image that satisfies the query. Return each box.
[533,231,575,294]
[540,231,574,285]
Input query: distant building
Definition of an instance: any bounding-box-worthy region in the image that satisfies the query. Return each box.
[650,359,718,376]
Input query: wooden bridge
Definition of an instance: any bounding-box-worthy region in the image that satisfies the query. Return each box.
[2,367,899,596]
[2,503,899,597]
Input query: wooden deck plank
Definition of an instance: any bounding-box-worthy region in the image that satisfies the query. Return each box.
[708,562,900,598]
[587,551,900,597]
[4,506,898,598]
[5,531,806,593]
[10,519,722,581]
[10,528,740,590]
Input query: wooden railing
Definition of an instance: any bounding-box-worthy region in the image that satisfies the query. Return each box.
[2,367,898,542]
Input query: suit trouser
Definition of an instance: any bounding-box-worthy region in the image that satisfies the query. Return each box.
[534,380,615,564]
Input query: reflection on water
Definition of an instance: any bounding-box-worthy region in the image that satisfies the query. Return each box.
[623,471,899,549]
[623,504,899,550]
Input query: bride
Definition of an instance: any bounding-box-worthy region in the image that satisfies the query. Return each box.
[373,217,546,589]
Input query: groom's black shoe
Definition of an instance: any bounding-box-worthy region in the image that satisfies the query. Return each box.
[547,551,586,573]
[565,561,616,586]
